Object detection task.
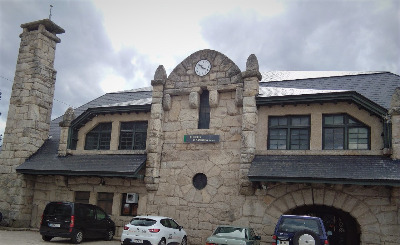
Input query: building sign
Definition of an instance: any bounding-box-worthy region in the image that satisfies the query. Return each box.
[184,135,220,143]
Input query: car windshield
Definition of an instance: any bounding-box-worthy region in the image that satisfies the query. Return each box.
[130,218,157,226]
[278,217,322,235]
[213,227,247,239]
[43,203,72,217]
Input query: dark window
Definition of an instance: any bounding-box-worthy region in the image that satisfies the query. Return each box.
[119,121,148,150]
[75,191,90,204]
[168,219,180,229]
[120,193,139,216]
[278,217,322,235]
[84,123,112,150]
[193,173,207,190]
[95,207,107,220]
[268,115,310,150]
[97,192,114,215]
[198,90,210,129]
[323,114,370,150]
[130,218,156,226]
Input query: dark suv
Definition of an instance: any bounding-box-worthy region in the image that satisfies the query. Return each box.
[40,202,115,244]
[272,215,331,245]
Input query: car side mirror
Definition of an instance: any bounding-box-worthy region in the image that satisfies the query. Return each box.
[179,226,183,231]
[255,236,261,240]
[327,231,332,236]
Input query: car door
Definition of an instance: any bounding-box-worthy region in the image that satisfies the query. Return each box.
[76,204,96,238]
[92,207,110,238]
[160,219,174,244]
[167,219,184,244]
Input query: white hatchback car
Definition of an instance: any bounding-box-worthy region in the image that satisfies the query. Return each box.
[121,216,187,245]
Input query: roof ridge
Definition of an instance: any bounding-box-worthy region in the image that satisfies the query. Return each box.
[260,71,390,83]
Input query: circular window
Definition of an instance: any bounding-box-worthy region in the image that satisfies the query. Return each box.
[193,173,207,190]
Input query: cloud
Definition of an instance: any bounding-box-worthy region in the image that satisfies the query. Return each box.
[0,0,398,139]
[201,0,400,73]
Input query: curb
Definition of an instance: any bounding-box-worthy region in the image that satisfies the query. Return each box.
[0,227,39,232]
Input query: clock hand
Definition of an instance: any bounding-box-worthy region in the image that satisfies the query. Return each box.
[199,64,205,69]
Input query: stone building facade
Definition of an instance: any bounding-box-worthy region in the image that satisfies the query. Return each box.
[1,19,399,245]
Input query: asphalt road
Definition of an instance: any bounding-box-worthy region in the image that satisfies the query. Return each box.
[0,229,120,245]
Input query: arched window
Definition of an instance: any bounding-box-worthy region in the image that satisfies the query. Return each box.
[198,90,210,129]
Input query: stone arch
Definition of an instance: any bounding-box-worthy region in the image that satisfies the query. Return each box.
[263,186,382,245]
[167,49,243,87]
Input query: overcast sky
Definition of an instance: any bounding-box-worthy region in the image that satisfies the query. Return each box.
[0,0,399,141]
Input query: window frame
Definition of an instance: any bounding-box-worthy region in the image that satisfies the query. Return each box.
[84,122,112,150]
[322,113,370,150]
[74,191,90,204]
[198,90,210,129]
[118,121,148,150]
[97,192,114,215]
[120,193,139,216]
[267,115,311,150]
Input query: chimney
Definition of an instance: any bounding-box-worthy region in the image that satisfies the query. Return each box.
[0,19,64,227]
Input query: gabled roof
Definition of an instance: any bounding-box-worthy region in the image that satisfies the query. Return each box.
[18,88,152,177]
[17,72,399,177]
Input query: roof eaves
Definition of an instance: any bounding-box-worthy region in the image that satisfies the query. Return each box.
[248,176,400,187]
[256,91,387,117]
[71,104,151,130]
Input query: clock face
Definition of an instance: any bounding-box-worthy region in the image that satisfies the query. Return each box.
[195,59,211,76]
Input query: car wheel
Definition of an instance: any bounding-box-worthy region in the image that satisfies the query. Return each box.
[105,229,114,241]
[71,230,84,244]
[158,238,166,245]
[42,235,53,241]
[293,230,321,245]
[181,236,187,245]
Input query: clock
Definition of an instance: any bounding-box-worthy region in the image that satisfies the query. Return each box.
[195,59,211,76]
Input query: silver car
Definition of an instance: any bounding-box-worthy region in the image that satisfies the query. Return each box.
[121,216,187,245]
[206,226,261,245]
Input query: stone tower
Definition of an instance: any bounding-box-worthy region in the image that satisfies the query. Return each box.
[0,19,64,227]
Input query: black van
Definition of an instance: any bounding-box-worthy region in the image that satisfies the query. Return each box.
[40,202,115,244]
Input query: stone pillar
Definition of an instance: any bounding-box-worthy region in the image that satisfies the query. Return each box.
[0,19,64,227]
[239,54,261,195]
[389,87,400,159]
[58,107,75,156]
[145,65,166,191]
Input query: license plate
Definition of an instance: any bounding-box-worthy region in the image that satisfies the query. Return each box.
[277,241,289,245]
[134,239,142,243]
[48,223,60,228]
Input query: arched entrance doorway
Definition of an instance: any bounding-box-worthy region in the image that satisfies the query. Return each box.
[287,205,360,245]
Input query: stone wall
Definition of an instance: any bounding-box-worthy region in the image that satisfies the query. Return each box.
[252,183,400,245]
[30,175,148,237]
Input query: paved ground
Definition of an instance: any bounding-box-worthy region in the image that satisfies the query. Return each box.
[0,229,121,245]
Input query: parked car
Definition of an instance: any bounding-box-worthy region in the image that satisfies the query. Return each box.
[121,216,187,245]
[205,225,261,245]
[272,215,331,245]
[40,201,115,244]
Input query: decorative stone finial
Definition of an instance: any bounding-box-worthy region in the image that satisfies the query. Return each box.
[242,54,262,80]
[154,65,167,80]
[59,107,75,127]
[246,54,259,72]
